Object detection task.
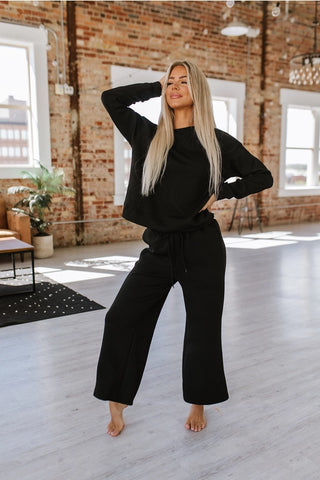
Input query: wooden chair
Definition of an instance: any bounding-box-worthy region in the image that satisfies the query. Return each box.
[0,196,31,245]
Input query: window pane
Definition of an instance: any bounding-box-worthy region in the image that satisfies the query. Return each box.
[0,44,29,105]
[123,140,132,189]
[131,96,231,133]
[213,99,229,132]
[0,107,30,166]
[286,107,314,148]
[0,44,31,167]
[285,148,313,186]
[131,97,161,124]
[121,98,161,191]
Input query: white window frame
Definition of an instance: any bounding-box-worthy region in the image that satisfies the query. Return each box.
[111,65,245,205]
[0,22,51,179]
[279,88,320,197]
[208,78,245,142]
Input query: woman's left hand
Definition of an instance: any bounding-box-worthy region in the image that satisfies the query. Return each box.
[200,193,216,212]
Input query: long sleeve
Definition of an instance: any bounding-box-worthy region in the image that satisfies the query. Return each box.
[101,82,162,146]
[216,130,273,200]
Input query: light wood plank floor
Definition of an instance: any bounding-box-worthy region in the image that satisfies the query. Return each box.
[1,222,320,480]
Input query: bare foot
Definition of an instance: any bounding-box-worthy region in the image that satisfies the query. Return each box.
[185,404,207,432]
[107,401,127,437]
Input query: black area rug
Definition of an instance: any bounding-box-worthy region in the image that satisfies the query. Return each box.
[0,273,105,328]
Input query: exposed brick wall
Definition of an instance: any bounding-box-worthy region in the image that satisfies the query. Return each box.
[0,0,77,246]
[260,1,320,227]
[0,1,319,248]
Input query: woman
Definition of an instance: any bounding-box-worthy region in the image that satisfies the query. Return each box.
[94,60,273,436]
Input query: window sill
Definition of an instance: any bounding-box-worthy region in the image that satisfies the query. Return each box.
[278,187,320,197]
[0,163,51,179]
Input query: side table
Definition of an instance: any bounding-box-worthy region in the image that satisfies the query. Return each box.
[0,237,35,296]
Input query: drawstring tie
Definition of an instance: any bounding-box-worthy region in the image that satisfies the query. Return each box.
[168,232,188,287]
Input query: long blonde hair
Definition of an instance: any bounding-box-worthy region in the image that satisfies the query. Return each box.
[141,60,221,197]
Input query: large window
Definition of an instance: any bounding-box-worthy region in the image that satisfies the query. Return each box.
[0,22,51,178]
[280,89,320,196]
[111,66,245,205]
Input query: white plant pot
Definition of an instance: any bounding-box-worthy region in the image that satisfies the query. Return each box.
[32,234,54,259]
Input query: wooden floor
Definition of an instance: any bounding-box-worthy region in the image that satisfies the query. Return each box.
[1,222,320,480]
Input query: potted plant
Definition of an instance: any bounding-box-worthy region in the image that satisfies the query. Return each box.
[8,163,75,258]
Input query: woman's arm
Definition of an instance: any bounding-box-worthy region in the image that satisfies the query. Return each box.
[101,82,162,145]
[216,130,273,200]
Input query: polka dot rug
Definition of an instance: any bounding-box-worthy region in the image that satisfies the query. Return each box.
[0,274,105,327]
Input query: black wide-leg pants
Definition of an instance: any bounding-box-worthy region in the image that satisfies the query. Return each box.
[94,219,229,405]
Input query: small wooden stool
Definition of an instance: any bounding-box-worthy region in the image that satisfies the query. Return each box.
[228,195,263,235]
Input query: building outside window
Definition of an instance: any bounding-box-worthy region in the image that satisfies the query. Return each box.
[111,66,245,205]
[280,89,320,196]
[0,22,51,178]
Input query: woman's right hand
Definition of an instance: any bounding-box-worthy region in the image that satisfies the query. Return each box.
[200,193,216,213]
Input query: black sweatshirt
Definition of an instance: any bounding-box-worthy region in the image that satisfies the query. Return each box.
[102,81,273,233]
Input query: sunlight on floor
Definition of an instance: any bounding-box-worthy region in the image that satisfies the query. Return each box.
[224,231,320,249]
[33,256,140,283]
[35,266,114,283]
[65,255,138,272]
[33,234,320,284]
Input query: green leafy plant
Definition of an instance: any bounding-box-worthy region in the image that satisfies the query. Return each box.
[8,163,75,235]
